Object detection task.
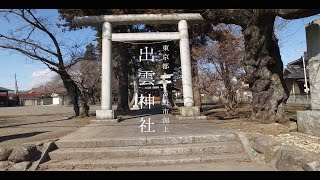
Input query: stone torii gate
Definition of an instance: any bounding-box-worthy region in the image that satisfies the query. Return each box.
[73,13,205,120]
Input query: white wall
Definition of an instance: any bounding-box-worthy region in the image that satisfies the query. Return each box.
[52,97,59,105]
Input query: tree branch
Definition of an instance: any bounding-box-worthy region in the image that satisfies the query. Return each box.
[0,44,59,67]
[17,9,65,66]
[0,33,59,57]
[65,57,84,70]
[201,9,253,29]
[276,9,320,19]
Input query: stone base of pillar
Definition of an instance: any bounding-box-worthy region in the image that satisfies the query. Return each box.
[176,115,207,120]
[179,106,200,117]
[96,109,117,120]
[297,110,320,137]
[131,105,140,110]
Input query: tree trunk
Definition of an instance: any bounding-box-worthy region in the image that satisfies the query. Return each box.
[189,25,203,110]
[117,43,130,112]
[78,88,90,117]
[191,57,202,109]
[220,62,237,115]
[244,11,289,123]
[59,70,80,116]
[79,94,90,117]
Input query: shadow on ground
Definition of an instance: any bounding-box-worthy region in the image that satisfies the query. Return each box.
[0,118,73,129]
[0,131,48,143]
[116,104,166,122]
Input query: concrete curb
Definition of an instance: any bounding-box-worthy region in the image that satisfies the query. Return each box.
[233,132,255,162]
[28,141,58,171]
[49,142,244,161]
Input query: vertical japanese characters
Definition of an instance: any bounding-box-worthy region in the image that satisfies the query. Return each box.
[138,46,155,110]
[138,44,172,133]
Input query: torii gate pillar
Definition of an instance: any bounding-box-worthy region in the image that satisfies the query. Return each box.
[178,20,200,117]
[95,22,117,120]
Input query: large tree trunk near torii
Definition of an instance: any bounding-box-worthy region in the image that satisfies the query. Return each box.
[244,12,289,123]
[200,9,320,123]
[117,43,130,112]
[191,58,202,109]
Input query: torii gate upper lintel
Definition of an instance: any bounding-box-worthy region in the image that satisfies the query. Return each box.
[73,13,205,120]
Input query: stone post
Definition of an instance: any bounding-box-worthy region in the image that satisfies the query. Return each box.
[96,22,117,120]
[297,19,320,137]
[178,20,200,117]
[306,19,320,59]
[309,55,320,110]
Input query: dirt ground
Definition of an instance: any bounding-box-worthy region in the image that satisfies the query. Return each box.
[203,104,320,154]
[0,105,100,147]
[202,104,303,136]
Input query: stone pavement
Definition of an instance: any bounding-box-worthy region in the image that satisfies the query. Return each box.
[45,162,276,171]
[41,105,277,171]
[56,104,236,141]
[58,114,234,141]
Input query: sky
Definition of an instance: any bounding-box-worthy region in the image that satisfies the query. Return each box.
[0,10,320,91]
[0,9,96,91]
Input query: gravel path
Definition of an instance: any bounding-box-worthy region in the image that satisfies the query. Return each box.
[272,133,320,153]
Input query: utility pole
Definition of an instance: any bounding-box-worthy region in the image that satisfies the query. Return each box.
[302,51,310,98]
[15,73,19,95]
[14,73,19,105]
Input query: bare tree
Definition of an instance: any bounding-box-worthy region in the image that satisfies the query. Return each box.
[70,59,101,105]
[30,75,66,96]
[201,9,320,123]
[31,58,102,111]
[69,43,101,112]
[0,9,89,116]
[195,25,245,116]
[31,45,102,115]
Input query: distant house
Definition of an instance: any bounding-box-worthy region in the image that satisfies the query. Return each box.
[29,84,71,106]
[18,93,52,106]
[0,87,13,107]
[16,92,71,106]
[18,93,42,106]
[51,92,70,106]
[284,53,310,105]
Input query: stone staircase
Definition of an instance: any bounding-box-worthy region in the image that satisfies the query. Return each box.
[39,132,251,170]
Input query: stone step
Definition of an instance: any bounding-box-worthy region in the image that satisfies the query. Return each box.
[40,153,250,170]
[49,141,244,161]
[55,133,239,148]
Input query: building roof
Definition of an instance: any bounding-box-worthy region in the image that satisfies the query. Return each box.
[0,87,13,92]
[284,65,309,79]
[0,92,50,99]
[287,56,309,67]
[18,93,42,99]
